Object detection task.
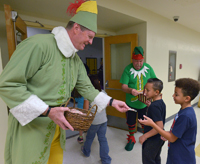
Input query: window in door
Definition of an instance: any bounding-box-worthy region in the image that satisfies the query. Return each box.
[110,42,131,80]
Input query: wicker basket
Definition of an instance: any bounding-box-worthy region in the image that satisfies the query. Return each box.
[63,97,98,131]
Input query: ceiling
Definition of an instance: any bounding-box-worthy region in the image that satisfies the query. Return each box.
[128,0,200,33]
[1,0,200,34]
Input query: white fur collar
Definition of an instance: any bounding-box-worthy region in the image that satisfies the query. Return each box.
[51,26,78,58]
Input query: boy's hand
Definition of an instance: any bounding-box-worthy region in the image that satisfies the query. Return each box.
[161,131,170,141]
[161,136,167,141]
[138,115,154,126]
[144,100,151,107]
[139,135,146,145]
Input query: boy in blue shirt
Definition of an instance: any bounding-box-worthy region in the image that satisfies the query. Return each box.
[139,78,200,164]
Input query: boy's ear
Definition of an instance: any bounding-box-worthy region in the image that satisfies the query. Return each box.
[155,90,160,95]
[185,95,191,102]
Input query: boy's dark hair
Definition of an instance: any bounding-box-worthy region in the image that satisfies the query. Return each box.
[89,75,102,92]
[175,78,200,101]
[147,78,163,93]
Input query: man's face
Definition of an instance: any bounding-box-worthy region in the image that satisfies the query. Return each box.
[73,25,95,50]
[132,59,144,70]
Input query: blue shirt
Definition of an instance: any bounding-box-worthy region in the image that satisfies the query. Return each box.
[75,97,84,109]
[167,107,197,164]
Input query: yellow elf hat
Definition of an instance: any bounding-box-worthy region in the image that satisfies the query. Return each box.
[67,0,98,33]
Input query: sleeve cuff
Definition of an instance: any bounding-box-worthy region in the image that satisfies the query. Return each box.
[10,95,48,126]
[91,91,111,112]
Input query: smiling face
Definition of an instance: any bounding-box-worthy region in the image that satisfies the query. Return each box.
[172,87,186,105]
[144,83,157,100]
[132,59,144,70]
[72,24,95,50]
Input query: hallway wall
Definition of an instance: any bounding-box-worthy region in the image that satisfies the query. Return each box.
[0,48,8,163]
[99,0,200,118]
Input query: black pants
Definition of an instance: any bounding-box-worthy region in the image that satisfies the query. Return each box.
[142,135,165,164]
[126,106,147,125]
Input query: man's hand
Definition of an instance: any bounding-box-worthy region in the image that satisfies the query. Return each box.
[131,89,140,96]
[121,84,140,96]
[112,99,129,113]
[139,135,147,145]
[48,107,74,131]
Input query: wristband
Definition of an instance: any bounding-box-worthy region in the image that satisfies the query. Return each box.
[109,98,114,106]
[44,107,51,117]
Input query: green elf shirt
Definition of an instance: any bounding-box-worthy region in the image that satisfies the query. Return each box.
[0,26,111,164]
[120,63,156,109]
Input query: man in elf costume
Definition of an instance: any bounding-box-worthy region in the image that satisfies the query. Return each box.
[120,46,157,151]
[0,0,129,164]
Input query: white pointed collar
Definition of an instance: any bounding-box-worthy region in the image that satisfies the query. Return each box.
[51,26,78,58]
[130,66,149,79]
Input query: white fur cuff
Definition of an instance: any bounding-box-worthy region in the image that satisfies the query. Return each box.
[91,92,111,112]
[10,95,48,126]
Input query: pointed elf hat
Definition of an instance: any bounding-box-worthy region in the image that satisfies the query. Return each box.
[132,46,144,60]
[67,0,98,33]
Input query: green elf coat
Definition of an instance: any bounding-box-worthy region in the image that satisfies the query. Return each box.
[120,63,156,109]
[0,26,111,164]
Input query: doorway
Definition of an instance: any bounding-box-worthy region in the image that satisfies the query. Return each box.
[86,58,97,75]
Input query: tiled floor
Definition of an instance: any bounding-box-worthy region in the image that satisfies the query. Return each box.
[63,105,200,164]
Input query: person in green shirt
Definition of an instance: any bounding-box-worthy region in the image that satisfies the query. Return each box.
[0,1,129,164]
[120,46,157,151]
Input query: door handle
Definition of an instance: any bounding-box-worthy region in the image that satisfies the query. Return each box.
[105,80,109,87]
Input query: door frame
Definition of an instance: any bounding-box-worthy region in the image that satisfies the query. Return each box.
[4,4,27,59]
